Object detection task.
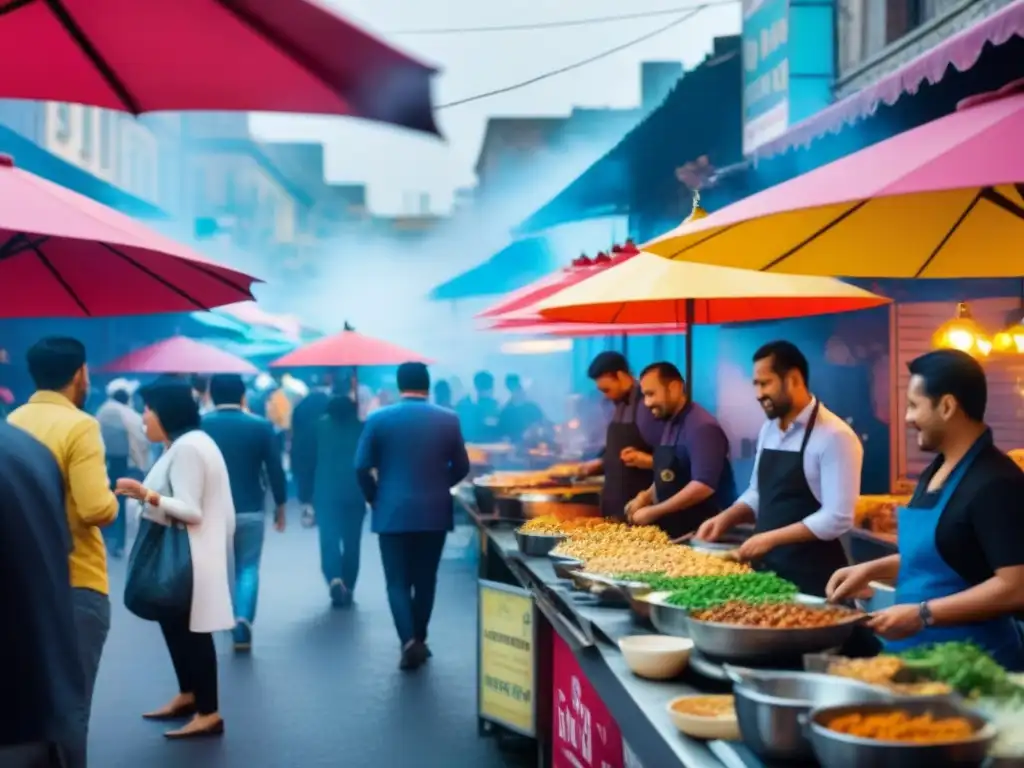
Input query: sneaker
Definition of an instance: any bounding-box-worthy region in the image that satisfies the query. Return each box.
[328,579,350,608]
[400,641,429,671]
[233,620,252,652]
[300,504,316,528]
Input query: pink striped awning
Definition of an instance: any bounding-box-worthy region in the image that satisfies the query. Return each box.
[753,0,1024,159]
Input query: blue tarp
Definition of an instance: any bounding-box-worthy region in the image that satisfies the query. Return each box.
[428,237,556,301]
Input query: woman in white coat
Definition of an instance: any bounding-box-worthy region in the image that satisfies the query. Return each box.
[115,378,235,740]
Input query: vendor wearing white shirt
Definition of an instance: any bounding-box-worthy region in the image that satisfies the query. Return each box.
[697,341,863,596]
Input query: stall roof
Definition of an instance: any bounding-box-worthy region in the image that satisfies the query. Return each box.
[428,237,557,301]
[752,0,1024,159]
[514,38,742,236]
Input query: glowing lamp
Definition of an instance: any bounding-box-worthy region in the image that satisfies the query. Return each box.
[993,317,1024,355]
[931,302,993,359]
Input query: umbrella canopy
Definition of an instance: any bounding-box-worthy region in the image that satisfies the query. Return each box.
[535,253,890,324]
[100,336,258,375]
[477,244,639,320]
[486,318,686,337]
[270,329,432,368]
[0,155,257,317]
[0,0,438,134]
[643,80,1024,278]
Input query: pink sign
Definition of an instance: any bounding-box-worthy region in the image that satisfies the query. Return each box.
[552,633,624,768]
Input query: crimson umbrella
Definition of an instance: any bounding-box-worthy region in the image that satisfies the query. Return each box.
[0,0,438,133]
[270,326,432,368]
[0,155,257,317]
[101,336,258,375]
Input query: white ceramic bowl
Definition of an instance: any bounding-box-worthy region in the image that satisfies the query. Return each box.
[618,635,693,680]
[666,695,741,741]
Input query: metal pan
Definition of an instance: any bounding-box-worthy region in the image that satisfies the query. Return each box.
[514,530,565,557]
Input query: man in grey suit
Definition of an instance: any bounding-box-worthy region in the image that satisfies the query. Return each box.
[355,361,470,670]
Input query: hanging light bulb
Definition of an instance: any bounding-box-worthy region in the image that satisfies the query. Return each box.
[685,190,708,223]
[931,302,993,359]
[993,313,1024,355]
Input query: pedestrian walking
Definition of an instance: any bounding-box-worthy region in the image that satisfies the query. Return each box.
[202,374,287,651]
[355,362,470,670]
[312,393,365,607]
[116,378,235,739]
[8,337,119,768]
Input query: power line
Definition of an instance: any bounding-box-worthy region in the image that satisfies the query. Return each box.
[436,8,708,111]
[388,2,736,35]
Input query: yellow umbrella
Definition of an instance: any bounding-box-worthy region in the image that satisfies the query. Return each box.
[535,252,889,378]
[641,84,1024,278]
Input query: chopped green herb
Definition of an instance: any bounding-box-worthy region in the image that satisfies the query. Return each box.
[898,642,1018,698]
[617,572,798,610]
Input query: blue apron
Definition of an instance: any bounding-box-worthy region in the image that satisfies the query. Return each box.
[885,432,1024,670]
[651,403,735,539]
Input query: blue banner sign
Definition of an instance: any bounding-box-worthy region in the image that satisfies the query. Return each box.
[742,0,790,154]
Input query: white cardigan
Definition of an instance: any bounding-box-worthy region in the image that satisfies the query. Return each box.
[139,430,236,633]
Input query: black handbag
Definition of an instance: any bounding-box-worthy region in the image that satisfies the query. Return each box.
[124,479,193,621]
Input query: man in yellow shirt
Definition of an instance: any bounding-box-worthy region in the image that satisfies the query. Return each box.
[8,337,119,768]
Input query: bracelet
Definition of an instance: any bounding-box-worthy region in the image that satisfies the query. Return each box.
[144,490,159,507]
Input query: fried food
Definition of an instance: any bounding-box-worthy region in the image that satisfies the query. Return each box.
[670,695,735,718]
[583,546,752,578]
[519,516,611,535]
[829,656,905,686]
[826,710,975,743]
[692,601,858,628]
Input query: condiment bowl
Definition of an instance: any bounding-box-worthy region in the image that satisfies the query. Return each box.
[618,635,693,680]
[665,695,740,740]
[804,699,995,768]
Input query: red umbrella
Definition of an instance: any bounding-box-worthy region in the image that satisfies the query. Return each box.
[477,243,639,320]
[0,155,257,317]
[101,336,258,375]
[0,0,438,133]
[270,327,432,368]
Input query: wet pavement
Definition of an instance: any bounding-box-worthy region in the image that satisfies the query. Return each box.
[90,518,529,768]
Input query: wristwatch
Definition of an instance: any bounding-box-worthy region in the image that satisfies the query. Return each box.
[918,601,935,627]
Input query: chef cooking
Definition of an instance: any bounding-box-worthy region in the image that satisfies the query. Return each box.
[696,340,863,597]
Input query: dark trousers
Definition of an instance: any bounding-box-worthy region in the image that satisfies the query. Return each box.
[159,617,218,715]
[66,589,109,768]
[317,501,366,591]
[378,532,447,646]
[102,457,130,555]
[0,743,66,768]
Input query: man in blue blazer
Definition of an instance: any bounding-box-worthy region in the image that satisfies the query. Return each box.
[202,374,287,652]
[355,361,470,670]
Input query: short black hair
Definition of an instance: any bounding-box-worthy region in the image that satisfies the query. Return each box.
[140,377,200,441]
[506,373,522,391]
[209,374,246,406]
[908,349,987,422]
[639,361,685,389]
[26,337,86,391]
[753,340,810,386]
[191,374,210,396]
[473,370,494,391]
[587,351,630,380]
[397,362,430,393]
[434,380,451,399]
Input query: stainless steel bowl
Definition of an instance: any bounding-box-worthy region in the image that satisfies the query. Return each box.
[646,592,691,638]
[514,530,565,556]
[684,606,865,663]
[805,699,995,768]
[730,669,893,762]
[550,557,584,580]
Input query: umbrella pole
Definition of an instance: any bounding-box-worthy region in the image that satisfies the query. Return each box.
[685,298,695,389]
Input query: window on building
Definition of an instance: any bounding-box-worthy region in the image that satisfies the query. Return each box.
[839,0,959,74]
[55,103,71,143]
[99,111,112,169]
[80,107,94,160]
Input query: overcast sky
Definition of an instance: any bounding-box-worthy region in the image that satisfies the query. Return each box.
[249,0,740,214]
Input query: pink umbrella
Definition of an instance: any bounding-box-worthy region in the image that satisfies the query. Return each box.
[0,155,257,317]
[486,318,686,336]
[270,326,432,368]
[0,0,438,133]
[101,336,258,375]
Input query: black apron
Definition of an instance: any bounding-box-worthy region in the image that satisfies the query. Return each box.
[601,388,653,519]
[753,401,850,597]
[652,403,722,539]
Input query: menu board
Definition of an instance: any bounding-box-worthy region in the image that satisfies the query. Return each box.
[478,580,536,735]
[552,632,625,768]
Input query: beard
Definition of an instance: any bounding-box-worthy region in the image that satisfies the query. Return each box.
[72,381,88,409]
[760,395,792,421]
[915,427,941,452]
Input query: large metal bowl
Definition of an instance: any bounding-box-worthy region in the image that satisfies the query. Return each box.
[684,605,866,663]
[514,530,565,556]
[805,699,995,768]
[646,592,691,638]
[729,669,893,762]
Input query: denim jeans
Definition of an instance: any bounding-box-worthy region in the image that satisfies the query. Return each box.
[378,532,447,646]
[0,743,66,767]
[233,512,266,626]
[317,501,366,592]
[102,457,129,555]
[66,589,110,768]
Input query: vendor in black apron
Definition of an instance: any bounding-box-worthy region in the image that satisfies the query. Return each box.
[624,362,736,538]
[696,341,861,597]
[828,350,1024,670]
[576,352,661,519]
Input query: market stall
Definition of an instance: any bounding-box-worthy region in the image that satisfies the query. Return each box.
[470,505,1024,768]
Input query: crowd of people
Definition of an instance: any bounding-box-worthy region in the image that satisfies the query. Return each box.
[1,336,475,766]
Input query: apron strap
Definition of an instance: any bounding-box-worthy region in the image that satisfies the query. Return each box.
[629,387,641,423]
[798,399,822,454]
